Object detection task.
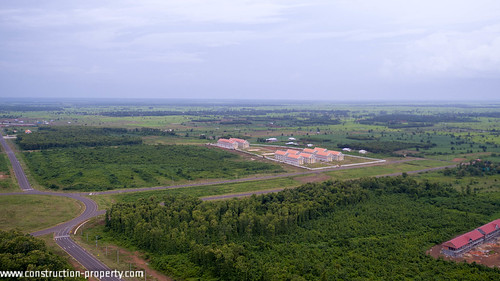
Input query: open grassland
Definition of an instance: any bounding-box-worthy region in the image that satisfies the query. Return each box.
[90,177,300,210]
[22,144,284,191]
[326,159,449,180]
[0,195,83,232]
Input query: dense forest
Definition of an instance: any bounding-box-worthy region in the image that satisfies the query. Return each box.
[16,127,142,150]
[0,230,79,280]
[104,176,500,280]
[23,145,283,190]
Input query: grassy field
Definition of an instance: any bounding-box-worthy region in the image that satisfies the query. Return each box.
[0,195,84,232]
[0,152,16,192]
[412,169,500,194]
[326,159,449,180]
[90,177,300,209]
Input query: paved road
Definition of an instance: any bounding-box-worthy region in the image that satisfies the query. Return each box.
[0,135,33,191]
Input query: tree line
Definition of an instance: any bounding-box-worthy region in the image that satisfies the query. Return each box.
[16,126,142,150]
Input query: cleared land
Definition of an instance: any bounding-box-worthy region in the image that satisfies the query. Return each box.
[22,145,284,191]
[0,195,83,232]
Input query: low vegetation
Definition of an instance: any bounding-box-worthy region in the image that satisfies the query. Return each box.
[23,145,284,191]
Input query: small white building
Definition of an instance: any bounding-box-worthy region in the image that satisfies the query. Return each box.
[266,138,278,142]
[359,150,368,154]
[288,137,296,141]
[342,148,351,152]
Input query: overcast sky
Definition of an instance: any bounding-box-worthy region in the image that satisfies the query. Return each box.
[1,0,499,101]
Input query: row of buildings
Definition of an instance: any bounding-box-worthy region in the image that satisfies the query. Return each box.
[442,219,500,257]
[274,147,344,165]
[217,138,250,149]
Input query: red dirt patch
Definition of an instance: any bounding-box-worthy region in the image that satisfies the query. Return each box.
[127,250,172,281]
[295,174,331,184]
[452,158,467,162]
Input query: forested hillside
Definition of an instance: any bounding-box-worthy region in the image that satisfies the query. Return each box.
[104,177,500,280]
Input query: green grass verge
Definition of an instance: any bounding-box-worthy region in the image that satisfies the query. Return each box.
[326,159,449,180]
[91,177,300,210]
[0,195,84,232]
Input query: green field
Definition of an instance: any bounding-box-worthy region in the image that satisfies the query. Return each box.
[0,146,16,192]
[22,144,284,191]
[0,195,83,232]
[326,159,449,180]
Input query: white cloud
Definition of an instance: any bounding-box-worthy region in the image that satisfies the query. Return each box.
[381,24,500,78]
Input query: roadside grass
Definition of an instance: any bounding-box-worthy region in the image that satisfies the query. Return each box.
[90,177,300,210]
[0,195,84,232]
[0,151,17,192]
[326,159,449,180]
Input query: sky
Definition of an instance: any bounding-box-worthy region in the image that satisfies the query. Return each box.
[1,0,500,101]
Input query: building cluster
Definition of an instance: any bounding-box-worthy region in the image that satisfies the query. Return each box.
[274,147,344,165]
[217,138,250,149]
[442,219,500,257]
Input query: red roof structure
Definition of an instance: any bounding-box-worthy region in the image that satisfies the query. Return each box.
[286,149,300,155]
[275,150,287,156]
[443,229,484,249]
[229,138,247,144]
[303,148,316,154]
[299,153,314,158]
[478,219,500,235]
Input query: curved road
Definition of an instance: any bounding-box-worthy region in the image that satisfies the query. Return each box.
[0,131,456,280]
[0,133,120,281]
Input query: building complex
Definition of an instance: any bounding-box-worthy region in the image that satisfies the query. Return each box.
[442,219,500,257]
[274,147,344,165]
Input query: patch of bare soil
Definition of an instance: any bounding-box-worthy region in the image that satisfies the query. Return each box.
[295,174,331,184]
[0,174,9,179]
[452,158,467,162]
